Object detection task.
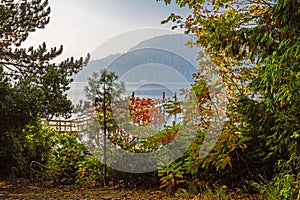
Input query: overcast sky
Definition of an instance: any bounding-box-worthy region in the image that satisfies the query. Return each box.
[23,0,191,61]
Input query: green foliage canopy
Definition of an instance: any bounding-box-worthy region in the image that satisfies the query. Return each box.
[156,0,300,194]
[0,0,89,132]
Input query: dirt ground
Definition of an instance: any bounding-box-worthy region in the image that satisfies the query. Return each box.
[0,178,263,200]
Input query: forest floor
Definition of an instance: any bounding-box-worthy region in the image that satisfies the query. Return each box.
[0,178,263,200]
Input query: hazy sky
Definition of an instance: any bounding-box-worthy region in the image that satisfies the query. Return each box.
[23,0,191,62]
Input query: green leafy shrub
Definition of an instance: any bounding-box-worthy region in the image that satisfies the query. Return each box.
[48,133,85,185]
[48,133,104,186]
[0,118,57,177]
[0,130,27,176]
[270,158,300,200]
[76,156,104,187]
[22,119,58,165]
[251,156,300,200]
[273,172,300,200]
[159,161,186,195]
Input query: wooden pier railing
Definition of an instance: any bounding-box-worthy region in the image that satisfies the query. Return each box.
[44,115,91,134]
[44,92,178,135]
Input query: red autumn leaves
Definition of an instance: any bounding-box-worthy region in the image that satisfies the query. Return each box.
[129,95,166,126]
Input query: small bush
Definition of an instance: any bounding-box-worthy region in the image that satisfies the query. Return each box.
[76,156,104,187]
[0,119,57,177]
[251,157,300,200]
[48,133,104,186]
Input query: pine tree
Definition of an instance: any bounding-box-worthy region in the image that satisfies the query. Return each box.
[0,0,89,130]
[94,69,125,185]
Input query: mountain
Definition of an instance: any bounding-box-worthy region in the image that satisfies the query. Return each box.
[68,34,200,103]
[129,34,199,67]
[107,48,196,83]
[73,34,199,82]
[72,54,120,82]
